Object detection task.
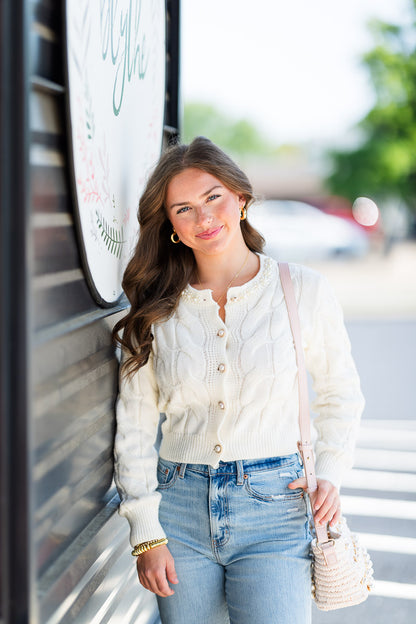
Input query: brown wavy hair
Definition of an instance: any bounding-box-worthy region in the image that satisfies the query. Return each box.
[113,136,265,377]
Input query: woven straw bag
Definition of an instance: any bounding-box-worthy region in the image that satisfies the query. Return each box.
[311,517,374,610]
[279,263,374,611]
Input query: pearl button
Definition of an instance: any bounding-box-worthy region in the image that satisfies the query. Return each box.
[218,401,225,410]
[218,363,226,373]
[217,329,225,337]
[214,444,222,453]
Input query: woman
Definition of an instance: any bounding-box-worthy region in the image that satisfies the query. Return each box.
[113,137,365,624]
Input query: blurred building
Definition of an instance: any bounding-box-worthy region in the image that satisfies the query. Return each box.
[244,152,326,200]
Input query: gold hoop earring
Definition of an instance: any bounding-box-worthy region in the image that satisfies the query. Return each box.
[171,230,180,244]
[240,206,247,221]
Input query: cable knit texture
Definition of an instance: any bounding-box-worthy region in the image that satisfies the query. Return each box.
[114,255,365,546]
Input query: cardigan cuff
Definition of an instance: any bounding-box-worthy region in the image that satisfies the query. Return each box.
[119,496,167,547]
[314,452,351,490]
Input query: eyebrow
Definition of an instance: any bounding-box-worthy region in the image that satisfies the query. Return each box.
[168,185,223,211]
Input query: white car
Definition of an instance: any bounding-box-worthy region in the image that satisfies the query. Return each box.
[249,200,369,261]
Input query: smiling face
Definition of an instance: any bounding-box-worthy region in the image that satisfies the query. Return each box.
[165,168,246,259]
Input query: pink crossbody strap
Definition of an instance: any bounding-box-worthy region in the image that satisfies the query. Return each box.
[278,262,329,545]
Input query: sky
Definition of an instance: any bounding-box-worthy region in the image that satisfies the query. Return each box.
[181,0,411,147]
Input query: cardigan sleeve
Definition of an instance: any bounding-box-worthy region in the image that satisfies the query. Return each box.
[300,268,365,489]
[113,346,166,547]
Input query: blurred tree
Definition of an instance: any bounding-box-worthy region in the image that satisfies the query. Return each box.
[182,102,275,158]
[326,1,416,216]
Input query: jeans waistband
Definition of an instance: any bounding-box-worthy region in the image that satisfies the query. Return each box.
[159,453,301,483]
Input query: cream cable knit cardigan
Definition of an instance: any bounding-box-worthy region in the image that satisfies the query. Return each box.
[114,255,365,546]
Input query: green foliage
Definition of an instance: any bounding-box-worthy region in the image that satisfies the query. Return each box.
[182,102,275,158]
[326,0,416,214]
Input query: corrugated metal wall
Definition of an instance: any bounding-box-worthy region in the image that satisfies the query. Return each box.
[9,1,179,622]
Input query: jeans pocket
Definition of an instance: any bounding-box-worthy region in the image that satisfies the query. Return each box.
[244,466,304,502]
[156,458,179,490]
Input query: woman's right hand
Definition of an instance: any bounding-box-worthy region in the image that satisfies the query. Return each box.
[136,544,179,597]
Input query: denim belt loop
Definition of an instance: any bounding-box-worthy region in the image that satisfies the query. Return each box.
[178,463,187,479]
[236,460,245,485]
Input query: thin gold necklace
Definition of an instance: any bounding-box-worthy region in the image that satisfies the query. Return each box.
[197,249,251,306]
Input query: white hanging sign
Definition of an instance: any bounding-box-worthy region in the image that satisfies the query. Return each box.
[65,0,166,304]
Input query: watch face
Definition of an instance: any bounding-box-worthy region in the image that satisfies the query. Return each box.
[65,0,166,305]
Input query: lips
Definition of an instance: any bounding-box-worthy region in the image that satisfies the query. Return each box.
[196,226,223,240]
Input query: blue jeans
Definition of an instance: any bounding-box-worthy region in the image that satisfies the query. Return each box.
[156,453,312,624]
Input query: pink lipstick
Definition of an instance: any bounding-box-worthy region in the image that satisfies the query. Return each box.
[196,226,223,240]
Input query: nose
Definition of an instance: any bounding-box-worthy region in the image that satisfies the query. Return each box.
[194,203,212,227]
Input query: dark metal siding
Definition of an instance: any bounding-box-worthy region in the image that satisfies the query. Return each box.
[1,1,179,622]
[0,0,31,622]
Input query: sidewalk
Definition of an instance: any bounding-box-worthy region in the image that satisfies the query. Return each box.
[311,315,416,623]
[307,240,416,321]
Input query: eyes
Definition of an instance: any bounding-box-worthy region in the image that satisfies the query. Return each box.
[176,194,221,215]
[176,206,191,215]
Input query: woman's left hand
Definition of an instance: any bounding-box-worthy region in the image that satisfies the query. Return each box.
[288,477,341,527]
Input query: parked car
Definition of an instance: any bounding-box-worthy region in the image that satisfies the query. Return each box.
[249,200,369,261]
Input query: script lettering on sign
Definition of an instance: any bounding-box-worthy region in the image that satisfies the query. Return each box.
[100,0,150,116]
